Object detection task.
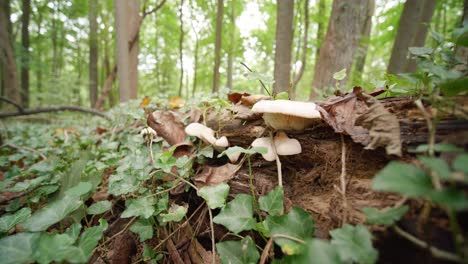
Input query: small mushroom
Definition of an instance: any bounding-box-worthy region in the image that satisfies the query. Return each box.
[251,100,321,131]
[185,123,229,151]
[214,136,229,148]
[274,132,301,156]
[251,137,276,161]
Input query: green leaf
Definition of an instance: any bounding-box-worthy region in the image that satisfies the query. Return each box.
[65,181,93,198]
[63,219,108,263]
[130,218,154,242]
[440,77,468,96]
[33,224,81,263]
[418,156,451,180]
[218,146,267,158]
[412,144,464,154]
[0,232,41,264]
[198,183,230,209]
[408,47,433,56]
[453,154,468,174]
[429,188,468,211]
[265,207,314,255]
[280,239,342,264]
[259,186,284,216]
[216,236,259,264]
[122,197,155,219]
[253,221,271,237]
[213,194,256,234]
[330,224,378,264]
[21,195,83,232]
[198,146,214,159]
[332,68,347,81]
[0,207,31,232]
[275,92,289,100]
[372,161,433,197]
[160,204,188,223]
[86,200,112,215]
[362,206,409,226]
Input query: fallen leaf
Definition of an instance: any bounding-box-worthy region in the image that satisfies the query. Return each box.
[233,104,262,120]
[147,110,186,146]
[240,94,271,106]
[188,239,219,264]
[194,163,242,188]
[228,92,250,104]
[139,96,152,108]
[169,96,185,109]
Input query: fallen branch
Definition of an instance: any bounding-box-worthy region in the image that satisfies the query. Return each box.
[0,97,23,112]
[0,106,110,120]
[2,142,47,160]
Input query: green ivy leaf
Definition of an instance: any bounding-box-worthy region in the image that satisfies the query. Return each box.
[362,206,409,226]
[218,146,267,158]
[33,224,81,263]
[21,195,83,232]
[372,161,433,197]
[279,239,342,264]
[0,232,41,264]
[0,207,31,233]
[86,200,112,215]
[418,156,451,180]
[65,181,93,198]
[429,188,468,211]
[408,47,433,56]
[412,144,464,154]
[198,183,230,209]
[332,68,347,81]
[265,207,314,255]
[330,224,378,264]
[122,197,155,219]
[453,154,468,174]
[253,221,271,238]
[160,204,188,223]
[275,92,289,100]
[216,236,259,264]
[213,194,256,234]
[259,186,284,216]
[130,218,153,242]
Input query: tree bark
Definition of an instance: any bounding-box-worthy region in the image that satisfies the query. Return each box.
[212,0,224,94]
[21,0,31,107]
[405,0,437,73]
[226,0,235,91]
[178,0,185,97]
[315,0,326,62]
[352,0,375,83]
[89,0,99,107]
[273,0,294,94]
[310,0,368,99]
[291,0,310,98]
[191,20,199,96]
[387,0,424,74]
[0,0,20,106]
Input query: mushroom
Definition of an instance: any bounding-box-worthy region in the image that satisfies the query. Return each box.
[274,132,301,156]
[251,137,276,161]
[185,123,229,150]
[251,100,321,131]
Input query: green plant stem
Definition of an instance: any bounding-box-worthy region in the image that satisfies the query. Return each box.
[240,62,271,96]
[208,208,216,264]
[270,131,283,188]
[393,226,462,263]
[271,234,305,244]
[167,172,198,191]
[248,156,263,222]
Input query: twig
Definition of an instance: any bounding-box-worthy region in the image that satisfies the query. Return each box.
[240,62,271,96]
[167,172,198,191]
[393,226,462,263]
[340,134,348,225]
[161,228,185,264]
[259,238,274,264]
[0,96,23,112]
[2,142,47,160]
[271,234,305,244]
[0,105,110,120]
[102,216,137,245]
[208,208,216,264]
[0,186,39,205]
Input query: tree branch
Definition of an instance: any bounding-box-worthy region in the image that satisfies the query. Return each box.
[0,106,110,120]
[0,96,23,112]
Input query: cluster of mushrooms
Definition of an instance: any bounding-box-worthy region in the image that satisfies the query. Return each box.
[185,99,323,186]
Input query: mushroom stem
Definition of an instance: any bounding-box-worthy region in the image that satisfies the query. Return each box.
[270,131,283,188]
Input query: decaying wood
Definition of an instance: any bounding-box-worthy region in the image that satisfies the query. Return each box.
[0,105,110,120]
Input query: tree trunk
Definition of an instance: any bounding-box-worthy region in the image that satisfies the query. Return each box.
[291,0,310,98]
[115,0,139,102]
[89,0,98,107]
[315,0,326,61]
[455,0,468,73]
[310,0,368,99]
[387,0,424,74]
[352,0,375,83]
[212,0,224,94]
[21,0,30,107]
[192,22,199,96]
[178,0,185,97]
[273,0,294,94]
[0,0,20,106]
[226,0,235,91]
[405,0,437,73]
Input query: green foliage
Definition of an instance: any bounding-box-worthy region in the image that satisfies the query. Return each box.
[198,183,230,209]
[0,208,31,233]
[130,218,154,242]
[330,224,378,264]
[362,206,409,226]
[216,236,260,264]
[259,186,284,216]
[121,197,156,219]
[159,204,188,223]
[213,194,256,234]
[86,201,112,215]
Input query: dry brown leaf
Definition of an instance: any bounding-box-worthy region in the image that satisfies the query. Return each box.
[138,96,152,108]
[240,94,271,106]
[233,104,262,120]
[194,163,242,188]
[147,110,186,146]
[188,239,220,264]
[228,92,250,104]
[169,96,186,109]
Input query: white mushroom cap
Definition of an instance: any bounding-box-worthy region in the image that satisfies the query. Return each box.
[185,123,217,145]
[214,136,229,148]
[274,132,301,156]
[140,127,157,137]
[251,137,276,161]
[251,100,321,131]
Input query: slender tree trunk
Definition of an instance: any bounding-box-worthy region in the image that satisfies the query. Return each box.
[226,0,235,90]
[315,0,326,60]
[352,0,375,83]
[291,0,310,98]
[75,47,82,106]
[455,0,468,73]
[192,24,199,96]
[178,0,185,96]
[0,0,20,106]
[387,0,424,74]
[273,0,294,94]
[212,0,224,93]
[21,0,30,107]
[89,0,98,107]
[405,0,437,72]
[310,0,368,99]
[51,0,59,77]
